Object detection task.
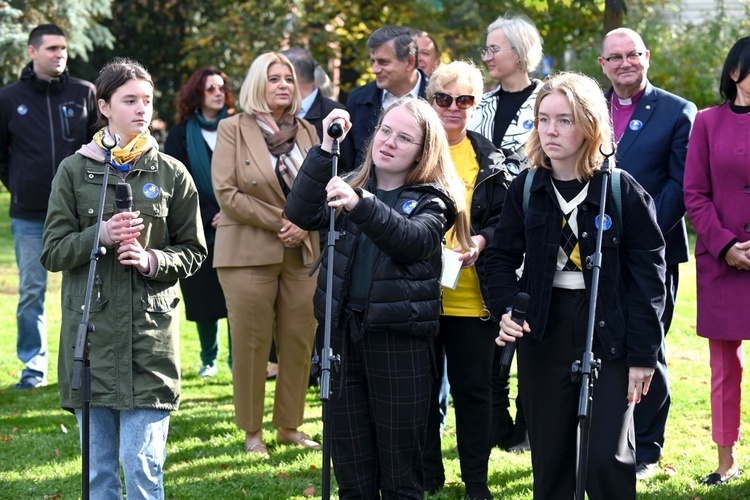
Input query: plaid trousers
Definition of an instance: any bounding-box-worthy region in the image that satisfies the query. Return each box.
[329,322,434,500]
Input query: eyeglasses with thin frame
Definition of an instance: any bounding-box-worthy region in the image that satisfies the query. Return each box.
[478,45,515,60]
[205,84,227,94]
[433,92,475,110]
[377,125,422,149]
[535,116,575,134]
[601,52,644,65]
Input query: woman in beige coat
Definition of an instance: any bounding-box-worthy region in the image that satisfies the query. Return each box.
[212,52,320,457]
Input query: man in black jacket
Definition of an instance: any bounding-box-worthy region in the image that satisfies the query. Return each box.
[345,25,428,169]
[0,24,97,389]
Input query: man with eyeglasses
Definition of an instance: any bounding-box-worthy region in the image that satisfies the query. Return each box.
[345,25,427,169]
[598,27,697,481]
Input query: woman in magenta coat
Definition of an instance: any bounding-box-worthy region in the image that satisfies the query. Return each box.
[684,35,750,487]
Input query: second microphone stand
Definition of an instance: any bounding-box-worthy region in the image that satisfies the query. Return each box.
[72,134,118,500]
[571,146,615,500]
[316,127,343,500]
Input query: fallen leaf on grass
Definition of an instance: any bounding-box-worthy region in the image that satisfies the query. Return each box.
[43,495,62,499]
[221,463,229,470]
[303,486,315,496]
[278,472,290,479]
[55,449,60,457]
[309,464,317,470]
[60,423,67,434]
[663,463,677,476]
[241,487,247,496]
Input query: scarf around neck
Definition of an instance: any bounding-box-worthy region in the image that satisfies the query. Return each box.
[186,107,229,206]
[94,127,157,170]
[256,112,301,196]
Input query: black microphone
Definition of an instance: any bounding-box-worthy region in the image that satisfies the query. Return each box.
[115,183,133,213]
[327,118,344,139]
[499,292,530,377]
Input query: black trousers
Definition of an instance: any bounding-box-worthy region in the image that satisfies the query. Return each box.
[424,316,497,487]
[329,325,433,500]
[518,288,636,500]
[634,264,677,463]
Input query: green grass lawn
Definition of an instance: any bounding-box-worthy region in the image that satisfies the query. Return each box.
[1,188,749,499]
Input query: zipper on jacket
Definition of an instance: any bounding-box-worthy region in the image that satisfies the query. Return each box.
[46,92,57,176]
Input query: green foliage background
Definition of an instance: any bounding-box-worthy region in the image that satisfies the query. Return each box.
[2,0,747,129]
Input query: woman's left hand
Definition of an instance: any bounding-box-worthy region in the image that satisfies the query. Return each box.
[278,220,308,247]
[117,237,151,274]
[455,235,486,268]
[627,366,655,404]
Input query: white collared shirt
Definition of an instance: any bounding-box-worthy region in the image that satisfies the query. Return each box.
[381,72,422,109]
[298,88,319,119]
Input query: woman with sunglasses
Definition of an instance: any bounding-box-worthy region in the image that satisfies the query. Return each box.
[469,11,545,453]
[165,68,235,378]
[421,60,514,500]
[485,72,665,498]
[285,99,472,498]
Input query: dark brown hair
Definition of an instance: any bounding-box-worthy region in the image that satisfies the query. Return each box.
[174,67,235,122]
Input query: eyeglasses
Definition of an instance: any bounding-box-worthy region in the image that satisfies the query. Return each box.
[601,52,644,65]
[534,117,575,134]
[478,45,515,60]
[433,92,475,110]
[205,84,227,94]
[377,125,422,149]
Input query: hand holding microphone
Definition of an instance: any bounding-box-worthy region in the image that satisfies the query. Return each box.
[103,183,144,247]
[498,292,530,377]
[321,110,351,153]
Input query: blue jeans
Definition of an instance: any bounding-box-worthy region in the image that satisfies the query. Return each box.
[75,407,171,499]
[11,218,48,380]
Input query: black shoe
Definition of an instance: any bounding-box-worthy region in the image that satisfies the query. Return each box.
[465,482,493,499]
[424,477,444,495]
[701,468,740,486]
[635,461,658,480]
[505,431,530,453]
[13,375,47,390]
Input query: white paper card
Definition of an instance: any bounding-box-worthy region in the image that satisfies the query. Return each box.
[440,247,463,289]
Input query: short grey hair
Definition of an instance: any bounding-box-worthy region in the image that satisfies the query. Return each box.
[281,47,316,84]
[367,25,419,61]
[487,13,544,73]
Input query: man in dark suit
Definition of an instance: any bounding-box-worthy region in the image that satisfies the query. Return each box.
[345,25,428,169]
[282,47,354,168]
[599,27,697,480]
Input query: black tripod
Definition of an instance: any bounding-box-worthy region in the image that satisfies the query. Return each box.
[312,122,344,500]
[571,145,615,500]
[71,133,118,500]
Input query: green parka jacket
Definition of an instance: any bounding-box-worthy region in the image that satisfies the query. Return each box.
[41,145,207,412]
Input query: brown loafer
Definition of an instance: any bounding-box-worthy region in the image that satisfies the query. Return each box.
[277,430,321,450]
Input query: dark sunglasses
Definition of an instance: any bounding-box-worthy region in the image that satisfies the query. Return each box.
[433,92,475,110]
[205,84,227,94]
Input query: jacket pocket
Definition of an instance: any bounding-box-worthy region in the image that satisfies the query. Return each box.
[65,294,109,314]
[141,289,180,313]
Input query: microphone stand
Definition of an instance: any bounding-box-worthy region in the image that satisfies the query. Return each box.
[571,146,614,500]
[71,133,117,500]
[316,128,343,500]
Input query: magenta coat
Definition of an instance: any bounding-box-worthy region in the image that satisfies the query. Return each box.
[684,103,750,340]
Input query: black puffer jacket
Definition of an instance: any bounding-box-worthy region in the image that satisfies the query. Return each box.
[285,146,456,338]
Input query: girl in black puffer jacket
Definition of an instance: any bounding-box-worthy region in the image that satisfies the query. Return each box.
[286,98,472,499]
